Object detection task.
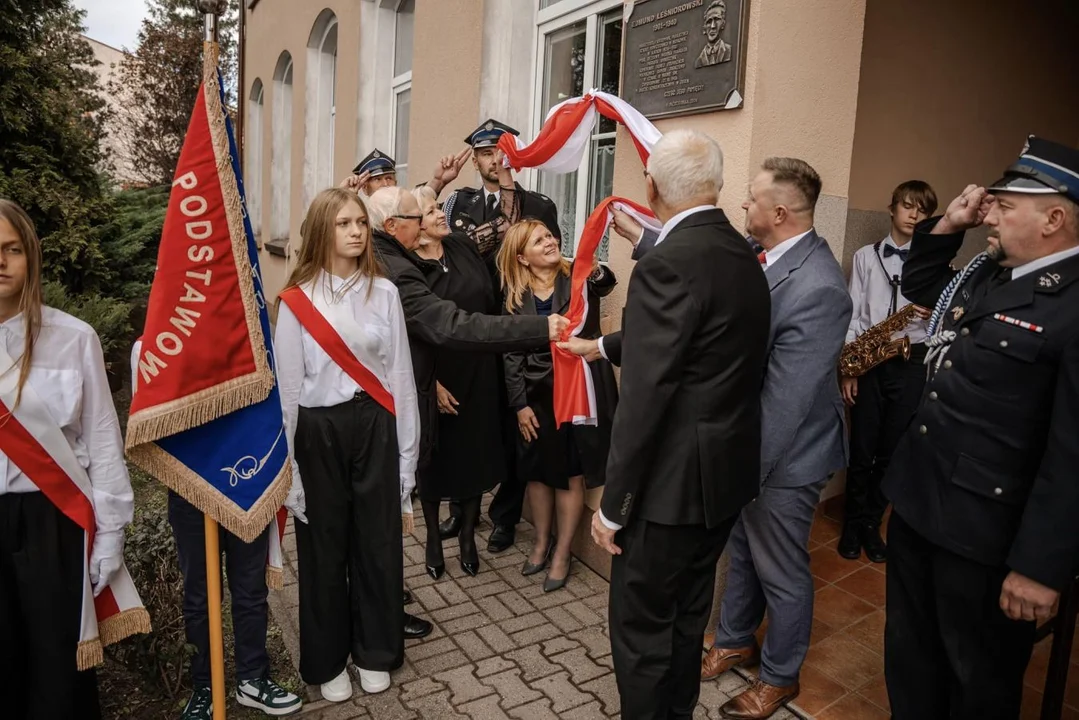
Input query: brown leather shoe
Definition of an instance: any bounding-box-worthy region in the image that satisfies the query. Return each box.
[719,679,800,719]
[701,642,760,680]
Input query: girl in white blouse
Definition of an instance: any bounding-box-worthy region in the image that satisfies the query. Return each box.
[274,188,419,702]
[0,199,134,718]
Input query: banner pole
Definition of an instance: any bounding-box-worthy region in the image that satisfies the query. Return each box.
[204,515,227,720]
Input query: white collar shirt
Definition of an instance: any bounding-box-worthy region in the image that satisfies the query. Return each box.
[1011,245,1079,280]
[846,234,928,344]
[760,229,812,270]
[654,205,715,247]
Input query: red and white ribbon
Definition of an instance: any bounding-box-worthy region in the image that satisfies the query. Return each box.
[498,91,663,426]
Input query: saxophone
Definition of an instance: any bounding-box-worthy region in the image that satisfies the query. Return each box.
[838,304,920,377]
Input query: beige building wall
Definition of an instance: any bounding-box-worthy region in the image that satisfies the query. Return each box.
[84,36,140,186]
[244,0,365,304]
[844,0,1079,270]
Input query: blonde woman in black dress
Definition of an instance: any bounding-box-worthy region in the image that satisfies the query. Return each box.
[496,220,618,591]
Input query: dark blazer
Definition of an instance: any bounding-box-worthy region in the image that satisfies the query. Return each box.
[759,230,852,487]
[884,219,1079,590]
[596,229,657,366]
[504,264,618,487]
[372,231,549,469]
[602,208,771,529]
[445,183,561,240]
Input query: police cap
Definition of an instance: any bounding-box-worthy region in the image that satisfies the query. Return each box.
[464,119,519,149]
[989,136,1079,205]
[354,149,396,177]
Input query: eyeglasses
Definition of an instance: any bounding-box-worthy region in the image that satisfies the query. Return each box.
[393,214,423,221]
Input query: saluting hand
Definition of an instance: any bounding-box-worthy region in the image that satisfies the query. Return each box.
[340,171,371,195]
[433,147,472,186]
[1000,571,1059,623]
[934,184,994,235]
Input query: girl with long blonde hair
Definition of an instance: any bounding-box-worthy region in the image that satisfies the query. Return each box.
[0,199,135,718]
[274,188,420,702]
[496,219,619,592]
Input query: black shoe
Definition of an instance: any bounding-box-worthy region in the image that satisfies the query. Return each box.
[860,524,887,563]
[460,535,480,577]
[487,524,516,554]
[837,523,861,560]
[403,613,433,640]
[521,539,554,576]
[404,589,414,605]
[438,515,461,540]
[426,562,445,580]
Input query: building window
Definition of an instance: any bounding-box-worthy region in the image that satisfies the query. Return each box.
[534,0,623,256]
[247,78,264,243]
[305,10,338,207]
[271,52,293,244]
[391,0,414,186]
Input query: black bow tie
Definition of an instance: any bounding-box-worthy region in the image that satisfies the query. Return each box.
[883,245,909,262]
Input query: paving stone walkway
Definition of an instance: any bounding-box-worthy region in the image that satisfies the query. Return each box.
[268,501,805,720]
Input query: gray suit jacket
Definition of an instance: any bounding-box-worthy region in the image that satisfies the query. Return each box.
[761,230,852,487]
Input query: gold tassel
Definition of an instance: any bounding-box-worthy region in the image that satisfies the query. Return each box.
[98,607,153,647]
[266,566,283,591]
[402,512,415,536]
[77,639,104,672]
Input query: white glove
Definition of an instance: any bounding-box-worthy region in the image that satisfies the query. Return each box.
[89,530,125,597]
[400,471,416,506]
[285,477,307,524]
[402,494,414,517]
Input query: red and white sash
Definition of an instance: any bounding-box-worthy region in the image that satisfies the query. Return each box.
[278,286,397,417]
[0,344,149,670]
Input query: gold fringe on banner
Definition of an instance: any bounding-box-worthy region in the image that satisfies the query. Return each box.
[266,566,283,591]
[128,443,292,544]
[77,640,104,672]
[402,512,415,536]
[99,607,154,647]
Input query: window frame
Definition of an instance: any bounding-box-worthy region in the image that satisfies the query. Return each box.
[247,78,265,244]
[389,0,414,185]
[532,0,623,255]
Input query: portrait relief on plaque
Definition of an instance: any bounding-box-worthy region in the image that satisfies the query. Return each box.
[621,0,749,119]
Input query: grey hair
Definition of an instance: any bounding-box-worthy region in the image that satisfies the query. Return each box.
[707,0,726,12]
[367,186,408,232]
[412,185,437,207]
[645,129,724,207]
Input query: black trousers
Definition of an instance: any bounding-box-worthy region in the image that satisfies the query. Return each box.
[885,512,1036,719]
[0,492,101,720]
[294,395,404,683]
[449,409,526,527]
[167,491,270,686]
[844,351,926,526]
[609,515,737,720]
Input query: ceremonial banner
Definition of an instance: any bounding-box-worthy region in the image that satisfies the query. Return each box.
[499,90,663,427]
[126,43,290,556]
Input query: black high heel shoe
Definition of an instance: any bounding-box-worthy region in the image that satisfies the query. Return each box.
[459,536,480,577]
[521,539,554,576]
[426,562,445,580]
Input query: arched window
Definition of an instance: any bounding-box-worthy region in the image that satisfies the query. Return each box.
[305,10,338,207]
[247,78,264,242]
[391,0,413,185]
[271,52,293,244]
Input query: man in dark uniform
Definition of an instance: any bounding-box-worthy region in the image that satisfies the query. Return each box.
[439,119,561,553]
[883,136,1079,720]
[344,147,471,198]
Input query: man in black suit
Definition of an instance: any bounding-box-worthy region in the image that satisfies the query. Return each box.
[568,129,771,719]
[884,137,1079,719]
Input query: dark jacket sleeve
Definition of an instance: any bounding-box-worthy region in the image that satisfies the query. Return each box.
[1007,334,1079,590]
[632,228,659,261]
[901,217,964,309]
[588,264,617,298]
[601,331,623,367]
[502,303,529,409]
[602,253,701,526]
[394,262,549,353]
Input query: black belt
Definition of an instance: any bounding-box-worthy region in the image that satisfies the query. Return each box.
[908,343,929,363]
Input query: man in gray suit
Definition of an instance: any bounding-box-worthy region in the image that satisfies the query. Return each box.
[702,158,852,719]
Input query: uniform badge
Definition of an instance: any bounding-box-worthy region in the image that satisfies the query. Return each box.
[485,121,494,131]
[951,306,965,322]
[373,150,381,158]
[1038,272,1061,288]
[455,219,463,228]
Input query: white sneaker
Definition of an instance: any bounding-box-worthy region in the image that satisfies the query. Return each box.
[358,668,391,694]
[320,669,353,703]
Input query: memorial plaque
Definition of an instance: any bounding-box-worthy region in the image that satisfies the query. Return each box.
[621,0,749,119]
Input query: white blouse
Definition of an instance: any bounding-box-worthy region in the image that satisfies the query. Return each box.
[0,307,133,536]
[274,272,420,502]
